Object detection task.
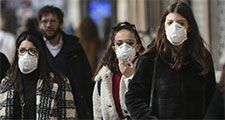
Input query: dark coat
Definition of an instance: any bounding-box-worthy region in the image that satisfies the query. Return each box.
[125,51,216,119]
[204,88,225,119]
[46,31,94,119]
[0,52,10,80]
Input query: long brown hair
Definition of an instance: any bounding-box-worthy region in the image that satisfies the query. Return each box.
[76,17,101,72]
[148,1,211,75]
[94,22,145,77]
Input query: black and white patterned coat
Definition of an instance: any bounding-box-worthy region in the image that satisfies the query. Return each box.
[0,73,77,119]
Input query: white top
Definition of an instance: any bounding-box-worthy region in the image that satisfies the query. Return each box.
[44,37,63,57]
[0,30,16,64]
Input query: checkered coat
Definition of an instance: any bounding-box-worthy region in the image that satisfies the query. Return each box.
[0,73,77,119]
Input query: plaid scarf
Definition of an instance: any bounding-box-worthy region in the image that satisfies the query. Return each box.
[0,76,77,119]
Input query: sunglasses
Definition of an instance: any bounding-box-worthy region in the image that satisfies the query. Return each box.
[114,39,136,46]
[18,48,39,56]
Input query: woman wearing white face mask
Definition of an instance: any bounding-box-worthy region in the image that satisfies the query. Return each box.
[126,1,216,120]
[0,31,77,119]
[92,22,145,120]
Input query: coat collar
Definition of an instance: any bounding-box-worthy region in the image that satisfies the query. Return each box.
[94,66,112,82]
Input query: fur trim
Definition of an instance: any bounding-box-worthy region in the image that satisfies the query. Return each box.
[93,66,133,119]
[94,66,112,81]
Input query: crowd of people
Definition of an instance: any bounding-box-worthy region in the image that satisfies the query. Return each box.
[0,1,224,119]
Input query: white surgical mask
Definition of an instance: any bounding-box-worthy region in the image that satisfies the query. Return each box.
[165,22,187,46]
[115,43,136,61]
[18,53,38,74]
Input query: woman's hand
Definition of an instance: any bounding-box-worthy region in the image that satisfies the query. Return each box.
[118,59,135,77]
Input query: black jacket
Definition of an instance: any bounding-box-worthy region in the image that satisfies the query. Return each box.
[204,88,225,119]
[46,31,94,119]
[125,51,216,119]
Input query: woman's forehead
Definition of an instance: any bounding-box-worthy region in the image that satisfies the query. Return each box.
[166,13,187,21]
[115,29,135,40]
[19,40,36,48]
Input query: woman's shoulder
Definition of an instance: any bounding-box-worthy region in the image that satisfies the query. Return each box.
[0,76,12,93]
[139,49,158,63]
[48,72,69,84]
[94,66,112,82]
[46,72,73,93]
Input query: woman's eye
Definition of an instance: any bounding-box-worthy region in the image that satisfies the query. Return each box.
[115,41,123,46]
[19,49,26,53]
[116,42,122,46]
[29,49,37,55]
[179,22,185,26]
[167,21,173,25]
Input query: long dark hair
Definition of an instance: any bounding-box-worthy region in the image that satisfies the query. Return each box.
[4,31,62,93]
[94,22,145,77]
[218,65,225,92]
[148,1,211,75]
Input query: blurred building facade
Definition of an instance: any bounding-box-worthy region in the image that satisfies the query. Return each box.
[1,0,225,81]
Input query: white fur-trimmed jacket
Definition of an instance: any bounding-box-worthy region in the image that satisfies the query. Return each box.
[93,66,133,120]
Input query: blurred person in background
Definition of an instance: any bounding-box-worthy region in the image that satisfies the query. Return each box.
[0,52,10,81]
[19,17,39,33]
[38,5,94,119]
[0,0,17,34]
[15,0,33,34]
[0,17,16,64]
[92,22,145,119]
[125,1,216,119]
[76,17,101,73]
[0,31,76,119]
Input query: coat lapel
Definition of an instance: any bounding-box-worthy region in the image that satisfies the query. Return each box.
[95,66,119,119]
[36,79,58,120]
